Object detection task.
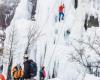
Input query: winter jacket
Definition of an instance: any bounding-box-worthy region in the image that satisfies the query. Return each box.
[17,69,24,78]
[12,66,24,79]
[59,5,64,13]
[23,60,31,79]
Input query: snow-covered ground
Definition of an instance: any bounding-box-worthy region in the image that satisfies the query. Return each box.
[2,0,100,80]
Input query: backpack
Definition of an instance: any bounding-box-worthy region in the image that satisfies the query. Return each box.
[12,66,19,79]
[40,68,46,78]
[43,70,46,78]
[17,69,24,78]
[0,65,3,73]
[0,65,3,71]
[12,66,24,79]
[29,60,37,77]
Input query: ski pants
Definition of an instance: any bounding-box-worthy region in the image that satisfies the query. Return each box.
[59,12,64,21]
[40,77,45,80]
[19,77,24,80]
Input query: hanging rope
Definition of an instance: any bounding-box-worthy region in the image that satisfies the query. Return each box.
[42,0,66,64]
[44,22,65,80]
[38,0,60,32]
[39,0,60,66]
[44,3,76,79]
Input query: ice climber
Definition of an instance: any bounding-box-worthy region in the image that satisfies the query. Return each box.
[58,3,65,22]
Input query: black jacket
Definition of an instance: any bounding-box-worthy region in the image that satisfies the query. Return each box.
[23,60,31,79]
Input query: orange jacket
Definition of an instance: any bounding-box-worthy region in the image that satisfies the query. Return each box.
[17,69,24,78]
[12,67,24,79]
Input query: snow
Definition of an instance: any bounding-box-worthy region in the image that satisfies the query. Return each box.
[48,74,100,80]
[84,74,100,80]
[2,0,100,80]
[0,0,4,4]
[48,78,61,80]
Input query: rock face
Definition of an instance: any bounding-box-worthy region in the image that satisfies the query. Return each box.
[84,14,99,30]
[0,0,19,29]
[31,0,37,20]
[0,0,37,28]
[74,0,78,9]
[88,15,99,27]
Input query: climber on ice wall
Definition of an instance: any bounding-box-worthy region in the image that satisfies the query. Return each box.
[58,3,65,22]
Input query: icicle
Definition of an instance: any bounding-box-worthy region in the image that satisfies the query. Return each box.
[84,14,88,31]
[74,0,78,9]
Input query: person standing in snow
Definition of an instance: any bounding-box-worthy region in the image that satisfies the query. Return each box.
[12,66,19,80]
[58,3,65,22]
[23,56,37,80]
[12,65,24,80]
[23,56,31,80]
[40,66,46,80]
[0,65,3,73]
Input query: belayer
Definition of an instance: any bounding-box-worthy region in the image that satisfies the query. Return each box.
[23,56,37,80]
[40,65,46,80]
[58,3,65,22]
[12,65,24,80]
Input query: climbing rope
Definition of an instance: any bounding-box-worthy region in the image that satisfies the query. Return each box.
[44,21,65,80]
[37,1,68,79]
[38,0,60,65]
[44,4,76,79]
[38,0,60,32]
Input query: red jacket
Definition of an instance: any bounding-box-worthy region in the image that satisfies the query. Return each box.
[59,5,64,13]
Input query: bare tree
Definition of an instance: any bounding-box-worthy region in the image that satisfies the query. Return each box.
[3,24,18,80]
[71,32,100,77]
[0,28,6,55]
[24,24,40,61]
